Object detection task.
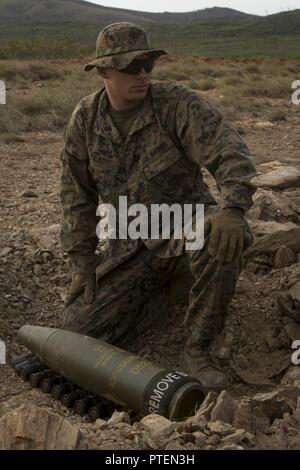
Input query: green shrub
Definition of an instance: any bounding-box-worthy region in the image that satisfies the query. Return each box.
[268,109,287,122]
[239,77,290,98]
[0,61,64,82]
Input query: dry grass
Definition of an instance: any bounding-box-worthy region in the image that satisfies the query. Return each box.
[268,108,287,122]
[0,61,65,82]
[0,56,298,141]
[0,61,103,138]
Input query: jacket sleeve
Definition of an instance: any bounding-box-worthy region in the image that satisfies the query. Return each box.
[60,105,99,274]
[175,87,257,211]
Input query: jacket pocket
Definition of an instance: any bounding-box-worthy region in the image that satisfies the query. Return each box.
[143,146,182,179]
[89,152,119,199]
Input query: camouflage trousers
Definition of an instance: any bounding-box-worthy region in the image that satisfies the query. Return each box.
[61,213,253,348]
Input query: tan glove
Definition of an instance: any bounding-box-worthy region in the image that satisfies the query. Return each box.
[65,273,96,308]
[208,207,246,264]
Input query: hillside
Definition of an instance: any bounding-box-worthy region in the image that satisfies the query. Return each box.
[0,0,256,25]
[0,1,300,59]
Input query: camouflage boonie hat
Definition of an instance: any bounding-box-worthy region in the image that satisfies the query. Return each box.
[84,22,167,72]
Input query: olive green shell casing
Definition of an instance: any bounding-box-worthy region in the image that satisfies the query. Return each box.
[18,325,204,420]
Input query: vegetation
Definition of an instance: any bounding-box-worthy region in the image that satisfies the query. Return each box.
[0,9,300,60]
[0,56,297,142]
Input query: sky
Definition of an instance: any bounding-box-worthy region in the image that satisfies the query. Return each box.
[87,0,300,16]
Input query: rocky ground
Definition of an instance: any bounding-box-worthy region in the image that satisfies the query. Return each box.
[0,84,300,449]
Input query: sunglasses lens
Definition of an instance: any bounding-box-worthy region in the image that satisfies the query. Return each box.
[121,58,155,75]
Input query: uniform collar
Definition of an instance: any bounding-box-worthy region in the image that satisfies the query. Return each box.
[94,85,157,141]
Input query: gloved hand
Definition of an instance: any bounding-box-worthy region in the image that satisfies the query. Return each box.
[208,207,247,264]
[65,273,96,308]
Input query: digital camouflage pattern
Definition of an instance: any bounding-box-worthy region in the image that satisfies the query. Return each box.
[60,81,257,273]
[62,208,253,346]
[60,80,257,344]
[84,22,167,71]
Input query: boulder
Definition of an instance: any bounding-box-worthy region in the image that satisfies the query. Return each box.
[281,366,300,386]
[193,431,207,447]
[206,420,233,436]
[249,189,300,225]
[273,246,296,268]
[210,391,236,424]
[252,391,292,422]
[232,399,256,434]
[107,410,130,426]
[139,414,176,442]
[245,229,300,260]
[277,280,300,322]
[251,167,300,190]
[193,391,218,420]
[250,221,298,237]
[0,404,87,450]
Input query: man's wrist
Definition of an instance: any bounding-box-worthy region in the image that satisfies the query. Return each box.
[222,206,245,216]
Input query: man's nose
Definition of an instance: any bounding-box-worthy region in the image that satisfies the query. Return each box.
[137,68,149,78]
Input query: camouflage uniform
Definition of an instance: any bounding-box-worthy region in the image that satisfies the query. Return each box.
[60,23,256,347]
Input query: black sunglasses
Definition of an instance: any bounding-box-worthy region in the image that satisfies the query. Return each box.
[119,57,156,75]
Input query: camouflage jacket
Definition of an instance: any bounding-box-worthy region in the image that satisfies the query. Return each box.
[60,81,257,274]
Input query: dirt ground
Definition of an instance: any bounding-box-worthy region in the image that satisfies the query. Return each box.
[0,73,300,450]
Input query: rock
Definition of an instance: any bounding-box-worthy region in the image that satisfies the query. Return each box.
[255,121,274,129]
[206,434,220,446]
[184,413,207,433]
[29,224,60,250]
[20,190,38,198]
[164,442,186,450]
[0,402,19,419]
[0,247,12,257]
[193,431,207,447]
[251,167,300,190]
[216,346,230,360]
[277,386,300,401]
[249,189,300,225]
[245,229,300,260]
[94,419,108,430]
[290,281,300,304]
[219,443,244,450]
[273,246,296,268]
[277,282,300,322]
[107,411,130,426]
[221,429,247,445]
[236,354,249,368]
[194,391,218,420]
[250,221,298,237]
[252,391,293,421]
[207,420,233,436]
[0,404,87,450]
[232,399,256,434]
[256,161,284,173]
[281,366,300,386]
[139,415,176,441]
[210,391,236,424]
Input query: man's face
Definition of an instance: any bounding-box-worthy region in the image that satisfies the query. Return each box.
[101,53,155,105]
